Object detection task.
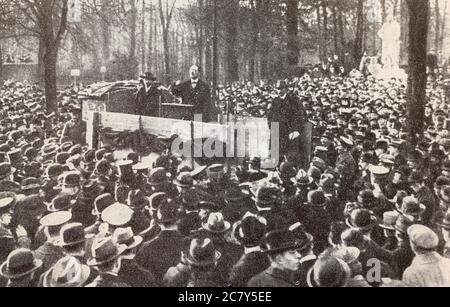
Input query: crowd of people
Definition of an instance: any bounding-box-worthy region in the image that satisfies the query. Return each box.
[0,71,449,288]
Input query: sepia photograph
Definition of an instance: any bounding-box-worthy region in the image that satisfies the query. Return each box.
[0,0,448,292]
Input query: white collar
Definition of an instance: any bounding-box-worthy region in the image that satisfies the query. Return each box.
[281,93,287,100]
[245,246,262,254]
[191,79,199,84]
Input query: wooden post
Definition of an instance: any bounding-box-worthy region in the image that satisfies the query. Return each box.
[87,112,101,149]
[191,120,195,169]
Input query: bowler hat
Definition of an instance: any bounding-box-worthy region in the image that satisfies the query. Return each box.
[346,209,378,232]
[224,184,250,202]
[62,172,81,188]
[149,192,168,211]
[48,194,76,212]
[87,237,127,267]
[93,194,115,216]
[57,223,88,247]
[149,167,169,186]
[8,150,23,166]
[174,172,194,188]
[234,212,267,248]
[277,162,297,178]
[0,249,43,279]
[252,186,280,209]
[43,164,63,180]
[307,257,351,288]
[127,190,149,210]
[21,177,42,192]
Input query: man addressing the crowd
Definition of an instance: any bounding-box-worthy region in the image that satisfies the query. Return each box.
[171,65,215,122]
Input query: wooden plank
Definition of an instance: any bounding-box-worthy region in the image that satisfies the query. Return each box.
[140,116,192,140]
[98,112,141,131]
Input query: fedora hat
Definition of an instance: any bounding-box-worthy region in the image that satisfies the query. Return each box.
[262,228,302,255]
[148,167,169,186]
[398,196,426,217]
[224,184,250,202]
[0,249,43,279]
[40,211,72,228]
[394,215,414,234]
[112,227,143,251]
[42,256,90,287]
[234,212,267,248]
[308,190,327,207]
[288,222,314,252]
[379,211,399,231]
[174,172,194,188]
[252,186,280,209]
[292,169,314,186]
[87,237,127,267]
[346,209,378,232]
[202,212,231,234]
[56,223,88,247]
[184,238,221,268]
[307,256,351,288]
[154,199,183,224]
[48,194,76,212]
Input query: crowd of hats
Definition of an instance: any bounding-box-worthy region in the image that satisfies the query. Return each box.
[0,74,449,288]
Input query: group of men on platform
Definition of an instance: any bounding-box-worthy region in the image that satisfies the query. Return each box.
[0,70,450,287]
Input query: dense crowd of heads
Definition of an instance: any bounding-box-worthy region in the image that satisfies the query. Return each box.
[0,74,449,287]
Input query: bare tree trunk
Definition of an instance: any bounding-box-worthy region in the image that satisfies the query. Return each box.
[38,37,45,86]
[381,0,386,22]
[435,0,440,53]
[130,0,138,77]
[354,0,365,64]
[286,0,299,72]
[249,0,258,82]
[332,3,339,56]
[141,0,146,72]
[322,1,328,58]
[440,0,448,57]
[406,0,429,145]
[147,1,153,73]
[101,0,111,64]
[224,0,240,83]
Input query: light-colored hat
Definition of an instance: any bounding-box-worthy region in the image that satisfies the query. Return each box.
[407,224,439,249]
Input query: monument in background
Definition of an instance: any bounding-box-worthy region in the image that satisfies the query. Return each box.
[377,9,408,80]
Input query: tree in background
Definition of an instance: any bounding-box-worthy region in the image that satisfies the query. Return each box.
[406,0,429,144]
[14,0,69,115]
